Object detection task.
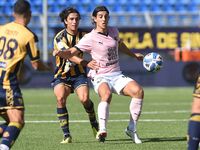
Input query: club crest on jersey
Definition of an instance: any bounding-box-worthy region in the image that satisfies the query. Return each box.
[0,62,7,68]
[58,42,65,49]
[114,36,118,41]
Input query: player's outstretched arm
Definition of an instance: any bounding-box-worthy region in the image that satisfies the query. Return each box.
[118,41,135,57]
[118,41,144,61]
[134,53,144,61]
[31,60,53,71]
[68,56,99,70]
[53,47,79,59]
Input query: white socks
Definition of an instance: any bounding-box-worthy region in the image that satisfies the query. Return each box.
[97,98,143,133]
[98,102,109,131]
[128,120,137,131]
[0,144,9,150]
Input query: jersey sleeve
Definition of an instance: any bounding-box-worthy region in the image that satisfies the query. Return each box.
[54,36,69,51]
[74,33,92,53]
[111,26,120,43]
[26,34,40,62]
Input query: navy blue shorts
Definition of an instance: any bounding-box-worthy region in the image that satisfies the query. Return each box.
[0,84,24,114]
[51,74,88,93]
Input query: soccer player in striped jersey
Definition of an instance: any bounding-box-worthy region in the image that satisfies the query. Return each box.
[53,6,144,143]
[51,7,99,143]
[0,0,53,149]
[187,72,200,149]
[187,21,200,150]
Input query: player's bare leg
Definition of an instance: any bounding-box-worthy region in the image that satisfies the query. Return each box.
[76,86,99,139]
[0,114,9,137]
[54,84,72,143]
[0,109,24,149]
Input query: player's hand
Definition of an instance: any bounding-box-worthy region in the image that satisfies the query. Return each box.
[134,53,144,61]
[87,60,99,70]
[46,62,54,71]
[52,49,60,57]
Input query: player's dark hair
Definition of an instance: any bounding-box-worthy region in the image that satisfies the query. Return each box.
[92,6,109,26]
[59,6,81,28]
[14,0,30,15]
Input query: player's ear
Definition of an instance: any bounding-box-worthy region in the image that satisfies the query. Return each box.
[29,11,32,18]
[13,12,16,18]
[64,19,68,25]
[93,17,96,23]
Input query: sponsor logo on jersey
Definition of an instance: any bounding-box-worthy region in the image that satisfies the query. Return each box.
[106,60,118,66]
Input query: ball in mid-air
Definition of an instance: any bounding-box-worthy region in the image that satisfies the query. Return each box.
[143,52,163,73]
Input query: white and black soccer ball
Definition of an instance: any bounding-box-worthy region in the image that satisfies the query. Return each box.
[143,52,163,73]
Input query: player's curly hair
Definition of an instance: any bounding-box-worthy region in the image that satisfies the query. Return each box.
[59,6,81,28]
[92,6,109,27]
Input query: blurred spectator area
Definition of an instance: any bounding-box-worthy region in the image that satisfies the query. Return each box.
[0,0,199,50]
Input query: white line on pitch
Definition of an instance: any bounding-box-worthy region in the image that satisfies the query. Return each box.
[25,103,192,107]
[24,110,191,116]
[0,119,189,123]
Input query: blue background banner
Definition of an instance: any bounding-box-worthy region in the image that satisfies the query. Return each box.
[118,28,200,52]
[19,61,199,88]
[24,27,200,88]
[56,27,200,52]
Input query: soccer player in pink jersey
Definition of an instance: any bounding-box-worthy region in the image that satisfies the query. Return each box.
[53,6,144,143]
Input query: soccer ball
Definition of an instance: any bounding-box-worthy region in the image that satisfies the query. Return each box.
[143,52,163,73]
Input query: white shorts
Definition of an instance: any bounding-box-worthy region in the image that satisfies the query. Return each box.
[91,71,133,95]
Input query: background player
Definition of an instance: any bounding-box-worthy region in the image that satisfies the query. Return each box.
[51,7,99,143]
[187,74,200,149]
[187,21,200,150]
[53,5,144,143]
[0,0,53,149]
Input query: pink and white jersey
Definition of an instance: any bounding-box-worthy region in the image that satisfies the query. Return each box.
[75,26,121,78]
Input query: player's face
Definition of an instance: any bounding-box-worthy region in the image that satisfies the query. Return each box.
[94,11,109,30]
[64,13,80,33]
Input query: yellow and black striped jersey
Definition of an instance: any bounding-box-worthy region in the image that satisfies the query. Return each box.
[53,28,87,79]
[0,21,40,89]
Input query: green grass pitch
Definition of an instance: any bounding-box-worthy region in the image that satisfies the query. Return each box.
[0,87,193,150]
